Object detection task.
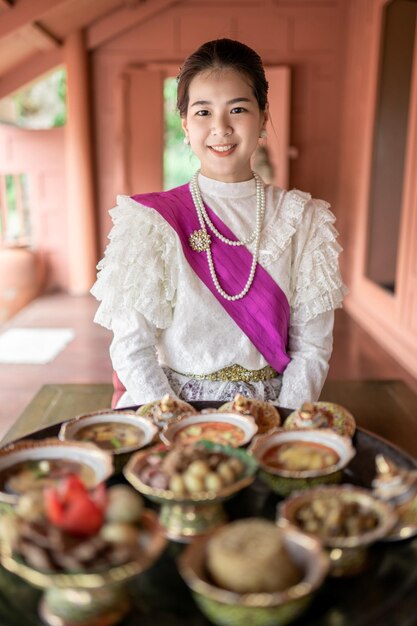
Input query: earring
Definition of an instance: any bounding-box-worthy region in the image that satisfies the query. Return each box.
[259,129,267,139]
[183,136,190,145]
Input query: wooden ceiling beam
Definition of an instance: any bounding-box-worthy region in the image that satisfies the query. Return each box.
[0,47,63,98]
[87,0,181,50]
[19,23,61,51]
[0,0,67,40]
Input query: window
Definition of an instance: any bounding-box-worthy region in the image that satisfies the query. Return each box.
[0,173,31,245]
[0,68,66,129]
[366,0,417,293]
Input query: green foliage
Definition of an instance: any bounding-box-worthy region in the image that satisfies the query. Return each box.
[12,68,67,129]
[163,78,199,190]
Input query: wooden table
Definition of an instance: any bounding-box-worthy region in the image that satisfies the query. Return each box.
[1,381,417,626]
[2,379,417,458]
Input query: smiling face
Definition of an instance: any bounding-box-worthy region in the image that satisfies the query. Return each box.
[181,68,268,183]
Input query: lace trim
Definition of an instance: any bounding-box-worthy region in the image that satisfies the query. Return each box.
[91,195,178,330]
[252,189,311,267]
[290,202,348,323]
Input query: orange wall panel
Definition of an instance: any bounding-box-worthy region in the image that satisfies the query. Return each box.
[92,0,347,250]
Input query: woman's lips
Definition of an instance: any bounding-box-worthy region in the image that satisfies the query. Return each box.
[208,144,237,157]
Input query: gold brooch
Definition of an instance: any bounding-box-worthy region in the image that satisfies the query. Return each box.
[189,229,211,252]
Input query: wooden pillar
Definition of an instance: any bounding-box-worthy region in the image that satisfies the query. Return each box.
[64,30,97,294]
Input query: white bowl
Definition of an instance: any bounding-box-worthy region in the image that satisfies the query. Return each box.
[160,412,258,447]
[0,438,113,505]
[59,410,158,455]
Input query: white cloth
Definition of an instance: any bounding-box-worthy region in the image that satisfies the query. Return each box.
[91,174,347,409]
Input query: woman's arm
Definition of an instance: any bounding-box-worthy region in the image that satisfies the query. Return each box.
[91,195,179,405]
[277,194,347,409]
[278,309,334,409]
[109,308,175,405]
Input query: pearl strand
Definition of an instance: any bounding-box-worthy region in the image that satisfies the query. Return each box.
[190,171,265,301]
[190,171,264,246]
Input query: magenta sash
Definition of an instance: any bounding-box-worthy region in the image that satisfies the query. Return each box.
[131,184,291,373]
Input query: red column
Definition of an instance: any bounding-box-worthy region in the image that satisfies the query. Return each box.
[64,30,97,294]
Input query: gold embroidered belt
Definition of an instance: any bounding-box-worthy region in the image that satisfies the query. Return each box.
[175,364,279,383]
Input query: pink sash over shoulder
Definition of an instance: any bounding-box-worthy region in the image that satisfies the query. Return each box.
[132,185,290,369]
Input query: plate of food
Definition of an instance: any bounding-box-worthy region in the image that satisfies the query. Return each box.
[179,518,329,626]
[283,401,356,438]
[218,394,281,434]
[59,410,158,470]
[124,441,258,539]
[249,428,356,496]
[0,439,113,505]
[136,394,197,427]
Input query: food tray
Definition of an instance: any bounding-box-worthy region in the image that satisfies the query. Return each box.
[0,403,416,626]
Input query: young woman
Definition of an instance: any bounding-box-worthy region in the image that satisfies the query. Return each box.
[91,38,347,410]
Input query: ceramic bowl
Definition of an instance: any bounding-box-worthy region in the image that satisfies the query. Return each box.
[371,454,417,541]
[218,395,281,434]
[283,401,356,438]
[136,395,197,427]
[178,523,329,626]
[0,438,113,505]
[249,429,355,496]
[278,485,397,576]
[160,412,258,448]
[0,509,166,626]
[59,410,158,471]
[124,442,258,540]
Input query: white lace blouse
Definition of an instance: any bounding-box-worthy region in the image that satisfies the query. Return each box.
[91,174,347,410]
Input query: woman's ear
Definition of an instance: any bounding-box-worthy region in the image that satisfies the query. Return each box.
[181,118,188,135]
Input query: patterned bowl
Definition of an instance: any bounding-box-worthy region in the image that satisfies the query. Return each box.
[160,412,258,448]
[123,442,258,541]
[136,394,197,427]
[278,485,397,576]
[249,429,355,496]
[0,509,166,626]
[59,410,158,471]
[178,522,329,626]
[0,439,113,505]
[218,395,281,434]
[283,401,356,438]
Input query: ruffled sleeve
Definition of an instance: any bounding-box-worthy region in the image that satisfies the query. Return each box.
[91,195,178,330]
[289,195,348,323]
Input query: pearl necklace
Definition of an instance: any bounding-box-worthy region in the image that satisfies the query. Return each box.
[189,171,265,301]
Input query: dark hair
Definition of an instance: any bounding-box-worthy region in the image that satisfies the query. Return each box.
[177,38,269,117]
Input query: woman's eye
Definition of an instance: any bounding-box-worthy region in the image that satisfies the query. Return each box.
[195,110,210,116]
[231,107,247,114]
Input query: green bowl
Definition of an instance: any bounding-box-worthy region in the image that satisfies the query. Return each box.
[123,441,259,540]
[178,523,329,626]
[278,485,397,577]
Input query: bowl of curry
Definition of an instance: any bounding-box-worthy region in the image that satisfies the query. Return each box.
[59,411,158,471]
[159,412,258,448]
[249,429,355,496]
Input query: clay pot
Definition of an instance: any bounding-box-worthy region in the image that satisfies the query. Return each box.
[0,245,45,322]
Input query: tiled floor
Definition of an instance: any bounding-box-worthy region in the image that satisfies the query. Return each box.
[0,291,417,442]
